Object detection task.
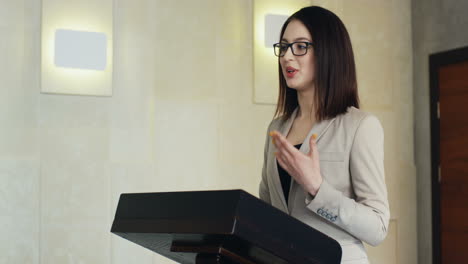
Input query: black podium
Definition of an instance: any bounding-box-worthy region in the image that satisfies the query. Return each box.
[111,190,341,264]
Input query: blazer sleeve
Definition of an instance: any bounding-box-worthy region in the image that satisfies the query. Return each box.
[259,125,271,203]
[306,115,390,246]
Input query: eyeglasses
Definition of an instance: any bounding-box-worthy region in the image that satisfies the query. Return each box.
[273,41,314,57]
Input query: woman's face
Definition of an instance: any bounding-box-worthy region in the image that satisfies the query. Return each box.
[279,19,315,92]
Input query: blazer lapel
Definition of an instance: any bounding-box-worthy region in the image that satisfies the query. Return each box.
[287,116,336,213]
[298,117,336,154]
[272,109,298,213]
[271,109,337,213]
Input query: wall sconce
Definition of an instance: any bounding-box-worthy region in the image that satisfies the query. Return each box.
[264,14,288,48]
[253,0,312,104]
[41,0,113,96]
[54,29,107,71]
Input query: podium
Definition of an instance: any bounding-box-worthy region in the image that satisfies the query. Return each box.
[111,190,342,264]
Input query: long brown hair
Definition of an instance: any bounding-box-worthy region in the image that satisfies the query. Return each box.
[274,6,359,121]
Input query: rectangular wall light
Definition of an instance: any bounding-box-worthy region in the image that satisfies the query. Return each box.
[54,29,107,71]
[41,0,113,96]
[264,14,288,48]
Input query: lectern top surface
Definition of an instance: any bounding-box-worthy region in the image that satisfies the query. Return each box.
[111,189,342,264]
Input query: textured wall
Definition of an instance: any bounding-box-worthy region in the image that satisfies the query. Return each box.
[0,0,40,263]
[412,1,468,264]
[1,0,417,263]
[1,0,273,263]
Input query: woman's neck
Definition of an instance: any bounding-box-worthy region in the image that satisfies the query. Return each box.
[296,88,316,121]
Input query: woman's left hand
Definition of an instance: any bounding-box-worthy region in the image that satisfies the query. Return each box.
[270,131,323,196]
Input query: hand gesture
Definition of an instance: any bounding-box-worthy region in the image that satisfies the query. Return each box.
[270,131,323,196]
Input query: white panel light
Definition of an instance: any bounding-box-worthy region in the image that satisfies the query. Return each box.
[264,14,288,48]
[41,0,113,96]
[54,29,107,71]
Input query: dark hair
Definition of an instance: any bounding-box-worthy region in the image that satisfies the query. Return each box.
[274,6,359,121]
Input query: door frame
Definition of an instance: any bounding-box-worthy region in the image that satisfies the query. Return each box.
[429,46,468,264]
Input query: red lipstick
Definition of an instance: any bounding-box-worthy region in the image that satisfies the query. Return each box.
[285,66,298,78]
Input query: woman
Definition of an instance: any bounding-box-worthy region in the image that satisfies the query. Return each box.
[259,6,390,263]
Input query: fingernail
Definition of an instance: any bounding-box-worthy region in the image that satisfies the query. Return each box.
[272,138,276,145]
[269,131,275,137]
[312,134,318,139]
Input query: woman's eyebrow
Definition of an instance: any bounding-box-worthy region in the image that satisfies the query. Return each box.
[280,37,312,42]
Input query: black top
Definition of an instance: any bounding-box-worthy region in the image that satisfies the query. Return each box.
[277,143,302,205]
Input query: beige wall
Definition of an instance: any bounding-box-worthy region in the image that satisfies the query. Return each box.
[0,0,40,263]
[0,0,416,263]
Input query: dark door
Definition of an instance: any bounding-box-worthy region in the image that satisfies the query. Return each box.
[431,47,468,264]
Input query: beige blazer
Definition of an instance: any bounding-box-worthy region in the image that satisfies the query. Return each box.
[259,107,390,263]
